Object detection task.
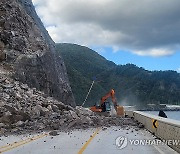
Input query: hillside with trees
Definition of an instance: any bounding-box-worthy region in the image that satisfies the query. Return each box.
[56,43,180,108]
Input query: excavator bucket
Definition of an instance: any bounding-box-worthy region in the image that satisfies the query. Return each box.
[116,106,124,116]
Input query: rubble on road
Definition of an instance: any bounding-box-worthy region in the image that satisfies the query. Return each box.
[49,131,59,136]
[0,74,139,135]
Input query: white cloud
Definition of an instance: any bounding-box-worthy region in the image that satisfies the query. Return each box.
[32,0,44,5]
[32,0,180,57]
[93,47,107,54]
[46,23,126,47]
[177,67,180,73]
[134,48,175,57]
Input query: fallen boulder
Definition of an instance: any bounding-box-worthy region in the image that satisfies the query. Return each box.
[49,131,59,136]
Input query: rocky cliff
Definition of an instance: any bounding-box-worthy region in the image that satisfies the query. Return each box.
[0,0,75,106]
[0,0,141,135]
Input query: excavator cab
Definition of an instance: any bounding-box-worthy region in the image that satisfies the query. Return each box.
[101,102,111,112]
[90,101,111,112]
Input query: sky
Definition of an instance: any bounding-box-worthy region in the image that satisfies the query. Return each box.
[32,0,180,72]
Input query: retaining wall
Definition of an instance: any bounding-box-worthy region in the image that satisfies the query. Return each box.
[125,111,180,153]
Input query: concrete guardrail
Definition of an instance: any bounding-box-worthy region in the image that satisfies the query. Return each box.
[125,111,180,153]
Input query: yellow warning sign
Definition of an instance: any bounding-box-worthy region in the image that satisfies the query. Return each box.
[152,119,158,128]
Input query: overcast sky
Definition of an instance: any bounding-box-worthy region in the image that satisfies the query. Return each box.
[32,0,180,71]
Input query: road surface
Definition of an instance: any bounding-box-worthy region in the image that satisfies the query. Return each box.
[0,126,178,154]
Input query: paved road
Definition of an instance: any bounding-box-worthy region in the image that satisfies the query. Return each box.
[0,126,178,154]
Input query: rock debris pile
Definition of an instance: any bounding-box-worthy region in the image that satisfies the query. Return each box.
[0,74,139,135]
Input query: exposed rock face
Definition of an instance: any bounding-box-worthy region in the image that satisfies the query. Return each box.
[0,0,75,107]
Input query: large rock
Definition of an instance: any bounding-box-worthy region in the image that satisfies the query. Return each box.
[0,0,75,107]
[76,106,93,116]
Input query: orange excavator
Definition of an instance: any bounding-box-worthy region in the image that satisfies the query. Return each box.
[90,89,120,113]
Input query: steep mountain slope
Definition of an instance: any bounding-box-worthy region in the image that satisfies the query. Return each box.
[0,0,75,106]
[56,43,180,108]
[56,43,116,105]
[56,43,116,78]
